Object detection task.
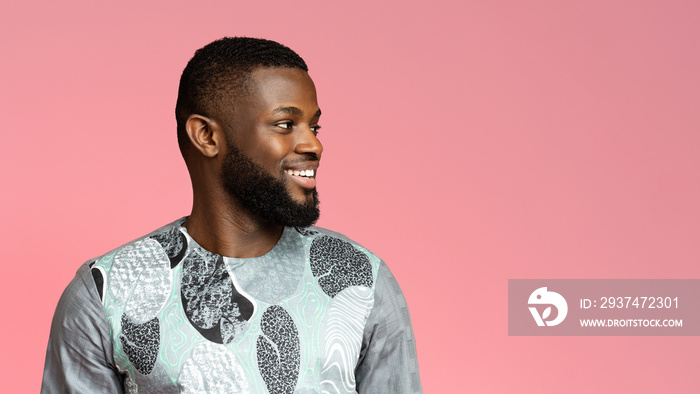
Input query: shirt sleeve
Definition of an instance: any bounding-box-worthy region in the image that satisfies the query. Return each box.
[355,261,423,393]
[41,263,124,393]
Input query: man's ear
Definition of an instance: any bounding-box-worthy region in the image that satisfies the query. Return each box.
[185,114,225,158]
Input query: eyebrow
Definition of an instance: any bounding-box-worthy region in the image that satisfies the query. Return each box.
[271,106,322,118]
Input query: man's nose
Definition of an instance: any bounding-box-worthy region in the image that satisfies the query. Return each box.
[294,127,323,159]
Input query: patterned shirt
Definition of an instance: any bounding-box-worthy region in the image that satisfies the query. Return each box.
[42,219,422,393]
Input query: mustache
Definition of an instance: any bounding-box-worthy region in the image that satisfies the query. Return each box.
[284,153,319,165]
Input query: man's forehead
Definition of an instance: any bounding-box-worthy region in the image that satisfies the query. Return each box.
[242,67,318,111]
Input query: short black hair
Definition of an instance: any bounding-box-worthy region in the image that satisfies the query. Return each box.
[175,37,308,154]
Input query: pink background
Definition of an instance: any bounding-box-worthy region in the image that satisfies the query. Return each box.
[2,1,699,392]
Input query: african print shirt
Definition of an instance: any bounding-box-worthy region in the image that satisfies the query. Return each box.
[42,219,422,393]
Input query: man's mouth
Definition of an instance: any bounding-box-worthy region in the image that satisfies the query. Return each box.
[284,168,317,189]
[284,169,315,178]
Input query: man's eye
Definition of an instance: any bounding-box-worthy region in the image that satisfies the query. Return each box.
[311,125,321,134]
[276,122,293,130]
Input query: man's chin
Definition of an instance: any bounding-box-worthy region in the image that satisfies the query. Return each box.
[255,191,320,228]
[288,199,321,227]
[292,192,317,206]
[280,208,320,228]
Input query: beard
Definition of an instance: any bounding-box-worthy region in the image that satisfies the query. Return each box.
[220,142,320,227]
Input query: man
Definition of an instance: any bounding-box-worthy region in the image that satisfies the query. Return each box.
[42,37,422,393]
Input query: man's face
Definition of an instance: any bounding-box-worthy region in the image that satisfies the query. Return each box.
[219,67,323,227]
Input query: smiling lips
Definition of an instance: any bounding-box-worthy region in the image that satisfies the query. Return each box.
[285,168,317,189]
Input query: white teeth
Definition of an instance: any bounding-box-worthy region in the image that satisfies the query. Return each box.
[286,169,315,177]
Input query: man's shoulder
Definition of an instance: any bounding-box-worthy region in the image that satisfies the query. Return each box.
[88,217,187,264]
[293,226,382,299]
[297,225,380,258]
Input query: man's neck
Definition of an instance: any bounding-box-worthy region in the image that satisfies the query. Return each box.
[184,191,284,258]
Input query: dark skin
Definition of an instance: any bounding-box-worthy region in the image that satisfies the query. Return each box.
[181,67,323,258]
